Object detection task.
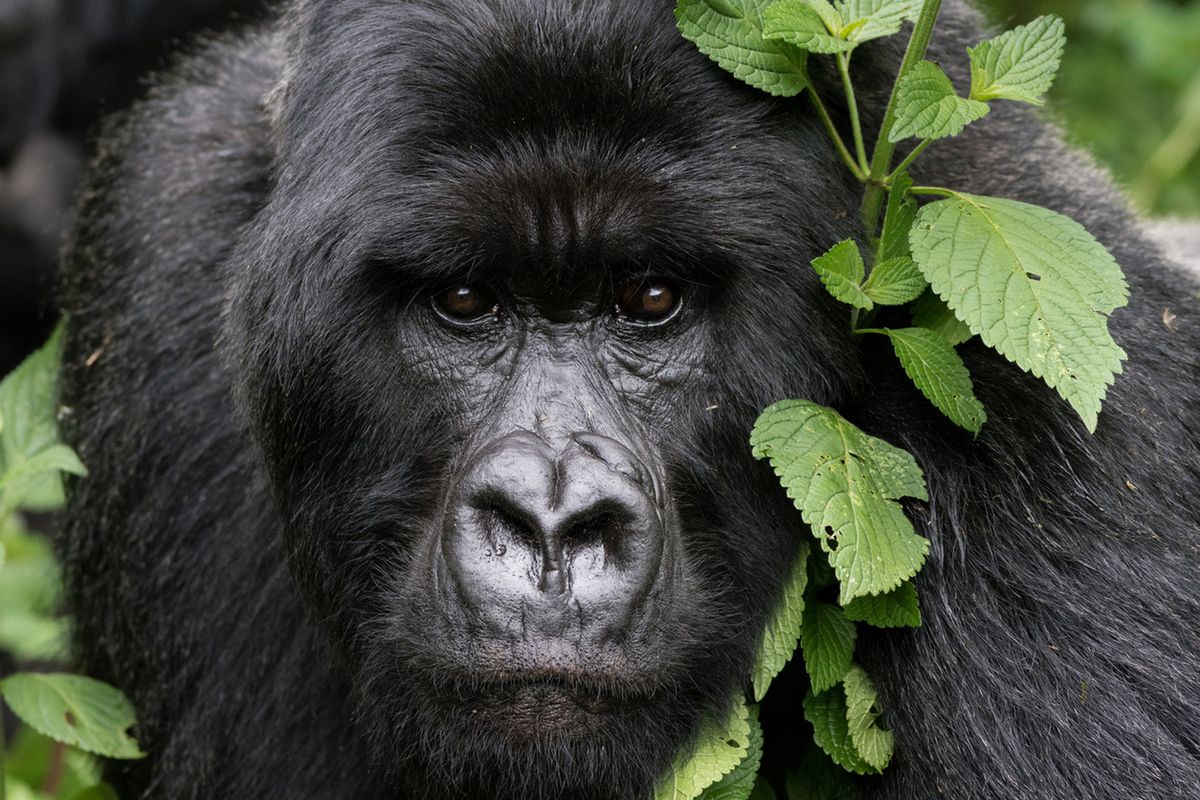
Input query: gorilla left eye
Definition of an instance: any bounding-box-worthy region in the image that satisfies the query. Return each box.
[616,279,681,325]
[434,284,499,322]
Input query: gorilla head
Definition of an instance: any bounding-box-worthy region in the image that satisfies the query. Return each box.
[222,0,859,795]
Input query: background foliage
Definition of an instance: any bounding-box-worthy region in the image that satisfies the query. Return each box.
[980,0,1200,217]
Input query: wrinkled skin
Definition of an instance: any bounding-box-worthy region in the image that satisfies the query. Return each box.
[57,1,1200,799]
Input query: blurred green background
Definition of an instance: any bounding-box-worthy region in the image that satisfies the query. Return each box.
[980,0,1200,217]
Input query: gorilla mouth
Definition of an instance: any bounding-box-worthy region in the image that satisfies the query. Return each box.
[453,671,635,740]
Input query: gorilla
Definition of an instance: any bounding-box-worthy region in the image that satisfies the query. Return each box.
[56,0,1200,798]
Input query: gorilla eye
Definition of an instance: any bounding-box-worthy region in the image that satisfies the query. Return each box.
[434,284,499,323]
[616,279,681,325]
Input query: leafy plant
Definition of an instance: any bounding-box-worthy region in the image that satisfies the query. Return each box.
[663,0,1127,795]
[0,325,143,800]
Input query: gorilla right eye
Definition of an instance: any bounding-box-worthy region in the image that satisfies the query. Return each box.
[434,284,499,322]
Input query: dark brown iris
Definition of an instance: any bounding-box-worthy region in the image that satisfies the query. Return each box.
[435,285,497,321]
[617,279,680,324]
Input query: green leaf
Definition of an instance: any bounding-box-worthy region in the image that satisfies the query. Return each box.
[751,400,930,604]
[699,705,764,800]
[749,776,777,800]
[0,673,145,759]
[801,601,856,694]
[910,289,973,346]
[884,327,986,433]
[68,787,120,800]
[657,697,752,800]
[677,0,812,97]
[0,610,69,661]
[842,580,921,628]
[842,665,894,771]
[762,0,853,54]
[863,258,927,306]
[0,321,86,516]
[909,192,1128,431]
[969,15,1065,105]
[811,240,872,310]
[786,748,858,799]
[889,61,990,143]
[804,686,876,774]
[835,0,920,44]
[752,543,809,701]
[879,171,917,262]
[6,725,102,797]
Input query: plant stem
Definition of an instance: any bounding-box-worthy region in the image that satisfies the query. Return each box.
[859,0,945,235]
[888,138,933,181]
[909,185,956,197]
[837,52,870,173]
[807,86,867,181]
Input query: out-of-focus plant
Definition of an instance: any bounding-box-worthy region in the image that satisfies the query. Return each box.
[1,324,142,800]
[982,0,1200,217]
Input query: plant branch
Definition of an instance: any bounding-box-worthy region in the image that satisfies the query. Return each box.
[807,86,867,181]
[859,0,945,235]
[837,52,870,173]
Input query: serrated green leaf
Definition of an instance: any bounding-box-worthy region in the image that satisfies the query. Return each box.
[889,61,990,143]
[842,580,921,627]
[909,192,1128,431]
[786,748,858,799]
[752,543,810,701]
[657,698,752,800]
[812,240,873,310]
[880,171,917,262]
[842,665,894,771]
[884,327,986,433]
[0,321,86,516]
[910,289,973,346]
[804,686,876,775]
[677,0,812,96]
[969,15,1065,105]
[699,705,763,800]
[0,673,144,759]
[762,0,853,54]
[801,601,856,693]
[863,258,927,305]
[751,400,930,604]
[835,0,920,44]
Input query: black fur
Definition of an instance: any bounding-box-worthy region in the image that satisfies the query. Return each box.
[0,0,264,372]
[57,1,1200,798]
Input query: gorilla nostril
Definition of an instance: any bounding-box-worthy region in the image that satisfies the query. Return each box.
[559,506,631,566]
[473,496,542,555]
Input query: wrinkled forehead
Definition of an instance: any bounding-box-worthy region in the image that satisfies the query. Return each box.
[269,0,828,285]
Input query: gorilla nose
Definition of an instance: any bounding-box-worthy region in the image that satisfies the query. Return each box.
[443,431,665,631]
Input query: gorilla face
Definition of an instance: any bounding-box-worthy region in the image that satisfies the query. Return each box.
[224,0,864,796]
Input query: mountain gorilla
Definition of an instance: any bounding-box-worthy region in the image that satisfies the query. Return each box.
[56,0,1200,798]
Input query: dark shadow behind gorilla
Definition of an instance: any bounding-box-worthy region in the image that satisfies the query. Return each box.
[0,0,266,373]
[56,1,1200,798]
